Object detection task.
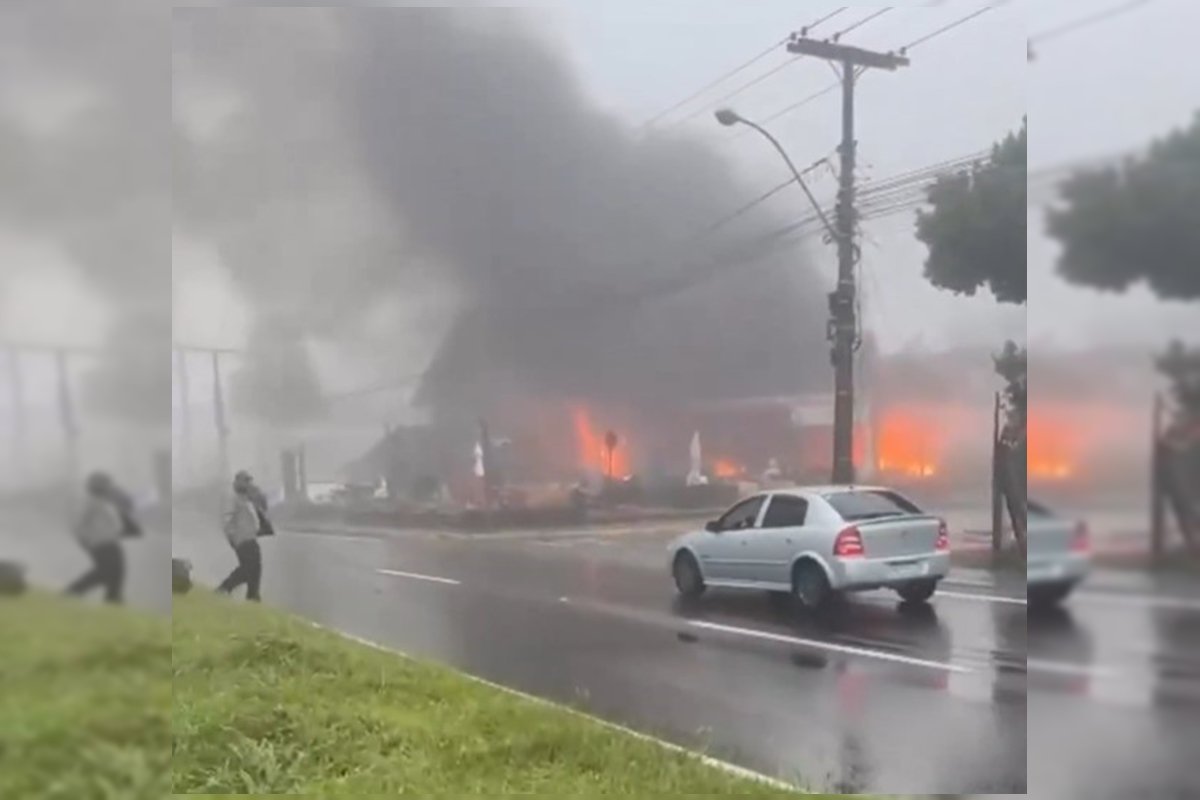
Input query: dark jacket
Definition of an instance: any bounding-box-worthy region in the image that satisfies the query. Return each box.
[246,483,274,536]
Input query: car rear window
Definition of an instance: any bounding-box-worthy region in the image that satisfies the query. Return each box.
[825,490,922,521]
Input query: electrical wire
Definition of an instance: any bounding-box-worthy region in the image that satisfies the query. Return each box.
[640,38,789,129]
[900,3,1006,54]
[804,6,851,35]
[833,8,894,40]
[670,54,805,129]
[1029,0,1154,48]
[756,80,841,127]
[640,6,851,129]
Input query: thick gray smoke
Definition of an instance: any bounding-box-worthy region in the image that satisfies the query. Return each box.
[0,1,169,425]
[175,7,828,427]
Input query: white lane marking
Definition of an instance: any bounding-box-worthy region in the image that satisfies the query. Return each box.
[688,619,972,674]
[284,528,381,542]
[304,621,797,791]
[937,589,1027,606]
[944,576,1002,589]
[1073,589,1200,612]
[376,568,460,586]
[1027,658,1120,679]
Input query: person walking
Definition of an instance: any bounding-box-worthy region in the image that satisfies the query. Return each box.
[66,472,128,604]
[235,470,274,537]
[217,474,263,601]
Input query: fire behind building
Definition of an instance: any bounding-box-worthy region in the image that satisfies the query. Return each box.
[345,341,1072,506]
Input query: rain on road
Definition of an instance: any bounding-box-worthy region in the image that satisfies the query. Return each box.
[174,514,1028,795]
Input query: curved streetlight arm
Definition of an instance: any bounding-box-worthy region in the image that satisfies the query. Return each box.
[737,117,841,243]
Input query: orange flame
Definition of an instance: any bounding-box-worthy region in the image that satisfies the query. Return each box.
[571,407,630,477]
[1028,410,1077,481]
[711,458,743,479]
[875,409,939,478]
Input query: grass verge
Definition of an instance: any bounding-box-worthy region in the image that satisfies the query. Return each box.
[173,591,807,795]
[0,593,171,799]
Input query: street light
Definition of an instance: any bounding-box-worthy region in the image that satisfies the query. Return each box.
[713,108,839,241]
[715,108,857,484]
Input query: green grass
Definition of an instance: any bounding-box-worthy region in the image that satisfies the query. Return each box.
[0,594,171,800]
[172,591,805,795]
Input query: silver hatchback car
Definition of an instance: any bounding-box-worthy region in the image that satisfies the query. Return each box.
[1027,500,1090,607]
[669,485,951,609]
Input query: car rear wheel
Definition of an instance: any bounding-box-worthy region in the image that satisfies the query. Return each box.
[792,561,832,611]
[896,579,939,604]
[1029,582,1074,608]
[672,552,705,599]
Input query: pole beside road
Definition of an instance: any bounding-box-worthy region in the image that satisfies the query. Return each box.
[787,35,909,484]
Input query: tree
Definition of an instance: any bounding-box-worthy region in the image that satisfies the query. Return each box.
[1157,340,1200,430]
[1047,113,1200,300]
[993,341,1027,444]
[915,121,1027,304]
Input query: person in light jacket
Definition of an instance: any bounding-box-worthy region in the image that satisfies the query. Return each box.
[66,472,127,604]
[235,470,274,537]
[217,475,263,601]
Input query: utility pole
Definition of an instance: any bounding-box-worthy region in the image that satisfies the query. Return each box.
[1,342,97,487]
[787,35,909,484]
[3,347,25,476]
[54,349,80,486]
[176,348,191,487]
[174,343,240,487]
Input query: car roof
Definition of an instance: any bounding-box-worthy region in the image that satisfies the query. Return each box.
[764,484,894,498]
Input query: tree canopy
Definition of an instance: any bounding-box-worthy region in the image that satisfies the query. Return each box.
[915,121,1027,304]
[1047,114,1200,301]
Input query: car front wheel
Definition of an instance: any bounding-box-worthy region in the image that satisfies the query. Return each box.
[673,552,705,599]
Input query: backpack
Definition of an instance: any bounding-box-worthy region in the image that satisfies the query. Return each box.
[110,488,143,539]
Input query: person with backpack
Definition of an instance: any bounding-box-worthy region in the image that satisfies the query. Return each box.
[235,470,275,537]
[217,472,264,601]
[66,471,137,604]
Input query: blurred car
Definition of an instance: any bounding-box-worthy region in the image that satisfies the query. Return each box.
[1027,499,1090,607]
[668,485,951,610]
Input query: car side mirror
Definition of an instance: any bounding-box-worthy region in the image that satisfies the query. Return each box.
[705,520,721,533]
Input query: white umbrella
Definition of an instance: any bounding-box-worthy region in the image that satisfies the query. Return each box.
[473,442,485,478]
[686,431,707,486]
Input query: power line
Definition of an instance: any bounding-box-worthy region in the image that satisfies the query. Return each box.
[641,6,849,129]
[670,55,806,129]
[804,6,850,35]
[833,8,894,40]
[641,39,788,128]
[900,3,1006,54]
[705,152,838,234]
[757,80,841,127]
[1029,0,1155,49]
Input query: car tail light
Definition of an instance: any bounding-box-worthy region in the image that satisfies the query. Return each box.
[935,519,950,552]
[833,526,865,558]
[1071,521,1090,554]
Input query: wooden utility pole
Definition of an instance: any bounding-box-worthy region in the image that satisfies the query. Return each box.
[1151,393,1166,560]
[176,348,191,486]
[1,342,100,489]
[3,347,24,474]
[991,392,1004,553]
[787,35,909,484]
[173,343,240,486]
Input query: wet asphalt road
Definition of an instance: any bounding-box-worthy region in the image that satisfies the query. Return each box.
[16,506,1197,796]
[174,514,1028,795]
[1027,570,1200,800]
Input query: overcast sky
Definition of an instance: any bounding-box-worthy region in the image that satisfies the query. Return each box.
[3,1,1197,423]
